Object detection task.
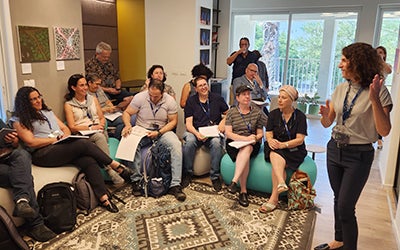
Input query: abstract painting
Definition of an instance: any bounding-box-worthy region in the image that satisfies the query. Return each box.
[17,26,50,62]
[54,27,80,60]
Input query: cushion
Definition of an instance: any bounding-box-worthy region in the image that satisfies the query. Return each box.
[220,152,317,194]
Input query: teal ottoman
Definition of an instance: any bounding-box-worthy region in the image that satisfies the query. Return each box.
[101,137,120,181]
[220,151,317,194]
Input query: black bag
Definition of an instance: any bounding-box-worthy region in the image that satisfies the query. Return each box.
[141,141,172,198]
[72,172,98,215]
[37,182,77,234]
[0,205,29,250]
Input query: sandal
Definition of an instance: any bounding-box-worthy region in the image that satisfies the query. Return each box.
[101,198,119,213]
[259,202,277,213]
[116,164,134,183]
[277,183,288,194]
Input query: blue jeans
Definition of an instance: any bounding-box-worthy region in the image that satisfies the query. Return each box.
[0,148,43,227]
[125,131,183,188]
[182,132,224,180]
[107,116,124,140]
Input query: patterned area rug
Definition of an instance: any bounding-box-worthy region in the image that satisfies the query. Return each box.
[31,182,315,250]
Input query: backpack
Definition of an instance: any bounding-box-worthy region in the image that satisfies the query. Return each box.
[287,170,316,210]
[72,172,98,215]
[141,140,172,198]
[0,205,29,250]
[37,182,77,234]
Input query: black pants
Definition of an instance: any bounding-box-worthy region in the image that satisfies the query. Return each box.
[32,139,113,200]
[326,139,374,250]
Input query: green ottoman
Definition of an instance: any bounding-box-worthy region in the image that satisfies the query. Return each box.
[220,152,317,194]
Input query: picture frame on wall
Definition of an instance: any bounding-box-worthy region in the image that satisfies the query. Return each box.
[200,29,210,46]
[200,49,210,66]
[17,25,50,63]
[200,7,211,25]
[54,27,80,60]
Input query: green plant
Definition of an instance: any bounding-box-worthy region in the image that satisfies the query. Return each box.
[304,93,320,105]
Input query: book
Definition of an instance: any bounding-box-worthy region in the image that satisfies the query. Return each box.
[198,125,220,138]
[52,135,89,145]
[228,140,255,149]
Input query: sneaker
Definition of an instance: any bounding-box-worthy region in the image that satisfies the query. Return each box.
[181,174,192,188]
[105,166,125,185]
[211,178,222,192]
[168,185,186,201]
[132,180,142,196]
[13,200,36,219]
[28,224,57,242]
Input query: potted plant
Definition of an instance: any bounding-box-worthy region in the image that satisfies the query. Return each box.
[305,93,320,115]
[296,96,308,114]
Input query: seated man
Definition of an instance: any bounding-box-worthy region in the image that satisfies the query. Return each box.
[0,120,56,242]
[232,63,268,106]
[121,79,186,201]
[86,73,125,140]
[85,41,133,109]
[182,76,228,191]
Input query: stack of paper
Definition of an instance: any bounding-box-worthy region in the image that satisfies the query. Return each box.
[228,140,255,149]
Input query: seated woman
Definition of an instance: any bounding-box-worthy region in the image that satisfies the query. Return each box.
[225,85,267,207]
[12,86,133,213]
[141,65,176,99]
[180,63,214,108]
[259,85,307,213]
[87,73,125,140]
[64,74,124,185]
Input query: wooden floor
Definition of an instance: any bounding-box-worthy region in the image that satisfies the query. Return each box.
[307,118,398,250]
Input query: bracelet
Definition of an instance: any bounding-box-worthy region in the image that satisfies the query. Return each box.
[157,130,162,137]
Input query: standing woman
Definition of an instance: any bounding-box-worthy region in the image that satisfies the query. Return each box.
[259,85,307,213]
[225,85,267,207]
[315,42,392,250]
[12,87,133,213]
[64,74,124,185]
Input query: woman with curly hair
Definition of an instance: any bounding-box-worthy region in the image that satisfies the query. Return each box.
[315,42,392,250]
[141,64,176,99]
[12,86,133,213]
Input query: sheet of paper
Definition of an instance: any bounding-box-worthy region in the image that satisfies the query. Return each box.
[56,61,65,71]
[198,125,219,137]
[78,130,103,136]
[104,111,122,121]
[228,140,255,149]
[52,135,89,144]
[21,63,32,74]
[116,126,150,161]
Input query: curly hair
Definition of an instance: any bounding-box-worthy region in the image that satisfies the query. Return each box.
[14,86,50,131]
[147,65,167,82]
[342,42,383,88]
[191,63,213,79]
[65,74,85,101]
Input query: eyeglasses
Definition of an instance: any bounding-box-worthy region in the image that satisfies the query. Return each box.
[29,95,43,102]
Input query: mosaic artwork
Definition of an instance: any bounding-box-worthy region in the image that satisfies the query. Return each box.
[17,26,50,63]
[54,27,80,60]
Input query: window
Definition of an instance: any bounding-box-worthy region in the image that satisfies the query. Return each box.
[232,11,358,100]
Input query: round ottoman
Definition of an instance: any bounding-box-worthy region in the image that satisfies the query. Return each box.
[220,152,317,194]
[193,146,211,176]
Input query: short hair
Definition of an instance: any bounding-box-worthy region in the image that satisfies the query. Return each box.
[96,42,112,54]
[239,37,250,45]
[148,78,165,93]
[193,76,208,87]
[147,65,167,82]
[86,73,101,83]
[376,45,387,61]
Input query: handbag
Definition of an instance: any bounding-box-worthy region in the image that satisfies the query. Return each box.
[287,170,316,210]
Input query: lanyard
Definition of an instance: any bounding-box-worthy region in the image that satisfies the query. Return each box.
[199,99,213,125]
[41,111,52,130]
[237,106,252,133]
[342,83,363,124]
[281,110,296,140]
[149,101,161,118]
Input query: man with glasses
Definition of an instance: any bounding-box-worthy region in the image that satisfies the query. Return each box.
[181,76,229,191]
[85,42,133,107]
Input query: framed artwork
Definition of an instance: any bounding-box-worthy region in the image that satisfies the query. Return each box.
[17,25,50,62]
[200,7,211,25]
[54,27,80,60]
[200,49,210,66]
[200,29,210,46]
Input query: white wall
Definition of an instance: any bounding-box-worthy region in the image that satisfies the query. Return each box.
[145,0,212,137]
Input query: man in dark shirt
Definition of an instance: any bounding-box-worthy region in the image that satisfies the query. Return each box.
[182,77,229,191]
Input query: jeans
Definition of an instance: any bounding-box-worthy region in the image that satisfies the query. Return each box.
[182,132,224,180]
[126,131,183,187]
[326,139,374,250]
[107,116,124,140]
[0,148,43,227]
